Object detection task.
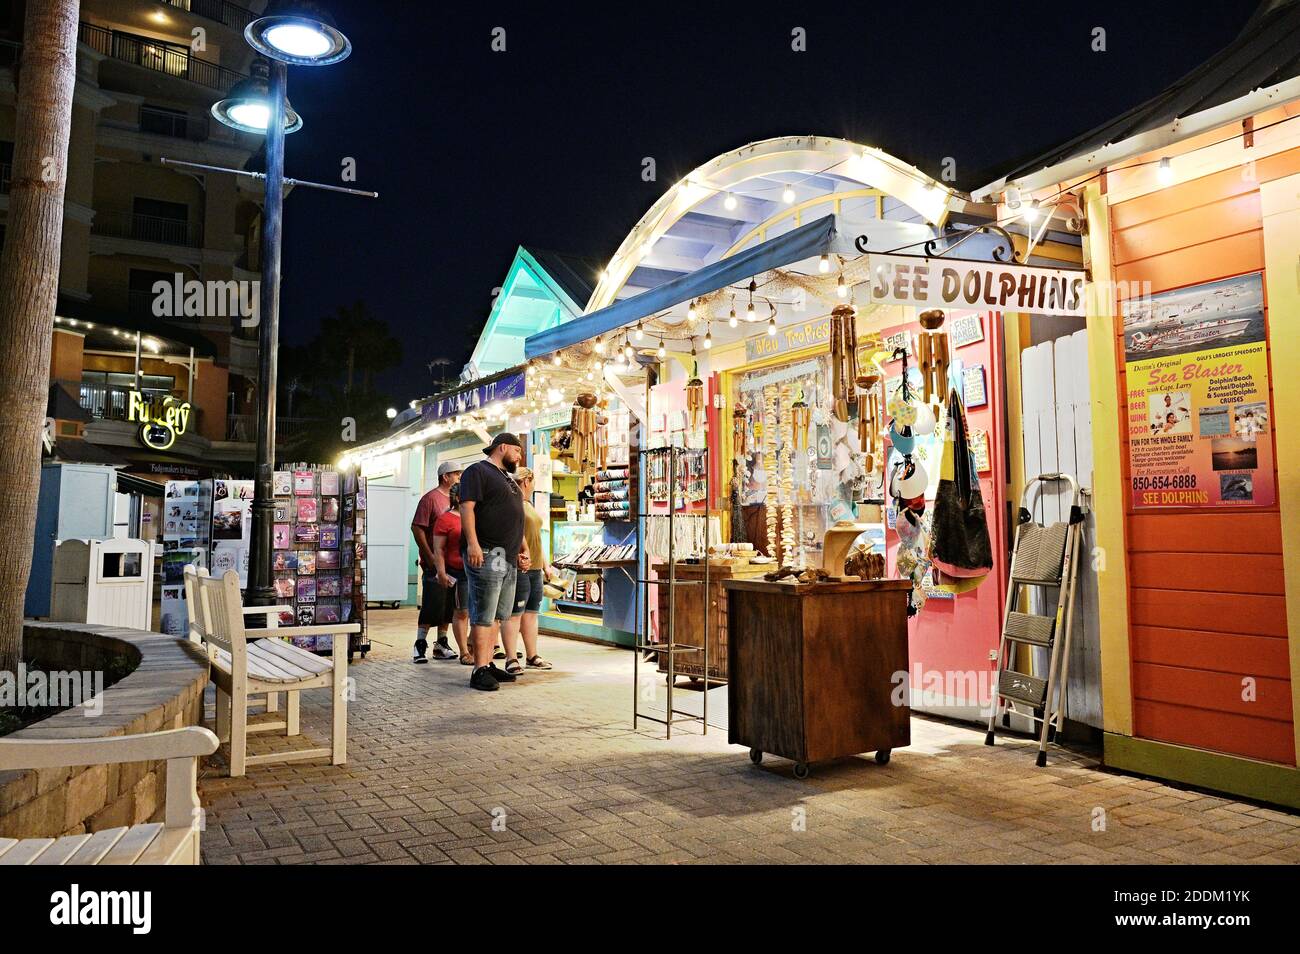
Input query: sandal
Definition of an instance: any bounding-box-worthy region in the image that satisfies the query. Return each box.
[504,658,524,676]
[526,655,553,670]
[459,655,475,665]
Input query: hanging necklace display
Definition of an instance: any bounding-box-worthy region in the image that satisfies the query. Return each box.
[763,384,778,558]
[917,309,950,405]
[779,381,796,564]
[829,303,860,423]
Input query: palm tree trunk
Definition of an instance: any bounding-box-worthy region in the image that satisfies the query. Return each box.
[0,0,81,675]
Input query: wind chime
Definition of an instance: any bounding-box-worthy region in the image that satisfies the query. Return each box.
[856,364,883,475]
[686,362,706,432]
[917,309,950,404]
[829,303,861,423]
[732,401,750,456]
[594,397,610,470]
[790,389,811,452]
[570,392,599,477]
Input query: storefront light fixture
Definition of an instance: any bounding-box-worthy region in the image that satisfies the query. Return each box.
[1004,186,1022,211]
[1157,156,1174,185]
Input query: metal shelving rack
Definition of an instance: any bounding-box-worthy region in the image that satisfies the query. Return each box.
[632,370,712,739]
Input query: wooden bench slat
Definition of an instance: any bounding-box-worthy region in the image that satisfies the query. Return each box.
[65,826,130,865]
[0,838,54,865]
[135,826,196,865]
[99,823,163,865]
[0,837,17,859]
[247,644,318,679]
[212,647,306,683]
[34,833,92,865]
[255,638,333,674]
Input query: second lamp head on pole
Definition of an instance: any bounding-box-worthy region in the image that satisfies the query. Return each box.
[245,0,352,67]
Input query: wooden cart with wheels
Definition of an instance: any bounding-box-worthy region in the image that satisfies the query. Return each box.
[726,578,911,778]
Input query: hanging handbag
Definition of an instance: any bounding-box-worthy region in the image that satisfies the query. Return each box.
[929,388,993,580]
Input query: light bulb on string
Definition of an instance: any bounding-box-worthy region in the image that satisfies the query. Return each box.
[782,184,795,204]
[818,253,830,274]
[593,336,604,354]
[837,273,848,298]
[746,278,757,321]
[767,315,777,336]
[723,192,738,211]
[657,339,666,359]
[1157,156,1174,185]
[703,331,712,349]
[552,353,561,366]
[729,298,738,328]
[1023,200,1040,224]
[687,300,697,323]
[623,343,633,358]
[635,322,644,341]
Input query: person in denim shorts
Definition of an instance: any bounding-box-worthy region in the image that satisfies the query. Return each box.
[459,433,528,691]
[500,467,552,675]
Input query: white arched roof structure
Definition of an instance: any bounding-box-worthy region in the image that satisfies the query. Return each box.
[588,135,954,313]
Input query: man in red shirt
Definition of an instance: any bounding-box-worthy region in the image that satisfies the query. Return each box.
[410,460,462,661]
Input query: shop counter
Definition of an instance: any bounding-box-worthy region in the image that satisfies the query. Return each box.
[724,577,912,777]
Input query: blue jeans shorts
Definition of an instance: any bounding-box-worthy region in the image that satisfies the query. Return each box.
[464,556,517,627]
[512,569,543,616]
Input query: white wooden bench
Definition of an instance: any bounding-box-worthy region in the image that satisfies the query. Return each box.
[186,567,358,777]
[0,726,218,865]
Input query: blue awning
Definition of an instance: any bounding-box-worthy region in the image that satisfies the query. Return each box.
[524,214,838,360]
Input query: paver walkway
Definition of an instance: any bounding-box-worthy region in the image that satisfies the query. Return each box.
[197,608,1300,864]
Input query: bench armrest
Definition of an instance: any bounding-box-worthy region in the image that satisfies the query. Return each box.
[0,726,219,771]
[243,624,362,639]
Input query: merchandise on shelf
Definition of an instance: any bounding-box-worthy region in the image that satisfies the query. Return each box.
[593,464,634,521]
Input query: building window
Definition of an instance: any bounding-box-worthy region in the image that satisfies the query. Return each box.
[129,268,179,318]
[0,140,13,195]
[140,104,189,138]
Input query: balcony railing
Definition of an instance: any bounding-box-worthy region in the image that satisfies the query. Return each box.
[0,161,10,195]
[139,105,207,140]
[227,414,315,445]
[92,210,203,248]
[159,0,257,33]
[79,21,244,94]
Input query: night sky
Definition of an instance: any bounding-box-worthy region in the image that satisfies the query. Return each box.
[272,0,1261,402]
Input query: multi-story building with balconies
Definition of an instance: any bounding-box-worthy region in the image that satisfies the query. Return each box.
[1,0,277,484]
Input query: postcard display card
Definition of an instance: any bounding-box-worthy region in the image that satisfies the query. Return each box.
[211,479,255,588]
[160,480,212,638]
[273,467,368,655]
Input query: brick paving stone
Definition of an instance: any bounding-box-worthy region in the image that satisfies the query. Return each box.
[197,607,1300,865]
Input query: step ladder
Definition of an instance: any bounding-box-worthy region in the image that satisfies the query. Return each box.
[985,473,1086,766]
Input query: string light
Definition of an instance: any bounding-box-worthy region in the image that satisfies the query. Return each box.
[767,316,777,337]
[623,343,633,358]
[729,298,738,328]
[552,353,561,366]
[593,336,604,354]
[1023,200,1040,224]
[635,322,644,341]
[723,192,737,211]
[657,339,666,359]
[703,330,713,349]
[818,253,830,273]
[1157,156,1174,185]
[837,273,848,298]
[782,183,795,204]
[687,300,697,322]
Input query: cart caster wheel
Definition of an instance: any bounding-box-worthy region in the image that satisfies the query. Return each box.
[1035,751,1048,768]
[360,650,368,659]
[984,731,995,746]
[875,749,891,765]
[1002,712,1011,728]
[749,748,763,765]
[792,762,810,780]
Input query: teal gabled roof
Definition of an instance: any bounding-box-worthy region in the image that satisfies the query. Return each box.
[467,247,597,377]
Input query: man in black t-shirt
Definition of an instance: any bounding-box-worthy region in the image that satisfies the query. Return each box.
[459,432,529,691]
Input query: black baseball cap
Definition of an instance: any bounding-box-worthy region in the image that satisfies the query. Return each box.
[483,432,523,454]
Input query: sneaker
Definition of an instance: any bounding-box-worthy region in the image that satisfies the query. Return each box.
[504,658,523,676]
[412,639,428,664]
[485,662,516,683]
[469,667,499,691]
[431,642,458,660]
[493,646,507,660]
[526,655,553,670]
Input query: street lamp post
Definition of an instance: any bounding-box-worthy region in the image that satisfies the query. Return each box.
[205,2,362,607]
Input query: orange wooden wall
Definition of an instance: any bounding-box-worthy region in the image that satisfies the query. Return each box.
[1110,151,1297,765]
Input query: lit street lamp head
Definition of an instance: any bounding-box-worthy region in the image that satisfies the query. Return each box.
[245,1,352,66]
[211,59,304,135]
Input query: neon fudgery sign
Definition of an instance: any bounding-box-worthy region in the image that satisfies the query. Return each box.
[127,391,192,451]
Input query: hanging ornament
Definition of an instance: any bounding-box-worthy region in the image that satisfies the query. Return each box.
[790,390,811,452]
[732,402,749,456]
[570,393,599,477]
[763,385,778,558]
[911,402,937,437]
[779,382,796,564]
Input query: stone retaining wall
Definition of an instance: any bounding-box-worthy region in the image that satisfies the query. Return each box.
[0,622,209,838]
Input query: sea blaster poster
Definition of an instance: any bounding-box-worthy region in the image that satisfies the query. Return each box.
[1122,273,1275,509]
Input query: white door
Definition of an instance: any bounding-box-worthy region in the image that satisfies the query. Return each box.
[1020,329,1101,729]
[366,482,410,603]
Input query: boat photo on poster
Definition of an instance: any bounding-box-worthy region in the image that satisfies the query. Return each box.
[1122,273,1274,508]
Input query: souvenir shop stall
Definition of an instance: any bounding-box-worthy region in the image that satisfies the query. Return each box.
[158,465,370,659]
